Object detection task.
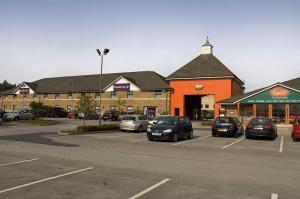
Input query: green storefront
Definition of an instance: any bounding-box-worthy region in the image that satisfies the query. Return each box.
[219,83,300,124]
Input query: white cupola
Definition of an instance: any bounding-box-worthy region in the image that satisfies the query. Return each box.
[202,37,213,54]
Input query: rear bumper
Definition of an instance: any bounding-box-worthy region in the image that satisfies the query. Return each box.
[120,124,139,131]
[212,128,235,136]
[245,129,276,138]
[292,130,300,138]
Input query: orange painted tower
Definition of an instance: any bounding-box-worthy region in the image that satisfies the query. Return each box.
[167,38,244,120]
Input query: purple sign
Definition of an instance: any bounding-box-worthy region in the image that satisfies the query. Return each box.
[19,88,30,94]
[113,83,130,91]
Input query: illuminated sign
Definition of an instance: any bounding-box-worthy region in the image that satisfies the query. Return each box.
[113,83,130,91]
[269,87,289,98]
[19,87,30,94]
[195,84,204,90]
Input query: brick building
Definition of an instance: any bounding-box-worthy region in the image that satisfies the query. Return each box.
[168,38,244,119]
[0,71,171,118]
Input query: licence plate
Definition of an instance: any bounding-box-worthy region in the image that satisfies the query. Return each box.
[218,129,227,132]
[152,132,161,136]
[254,127,263,130]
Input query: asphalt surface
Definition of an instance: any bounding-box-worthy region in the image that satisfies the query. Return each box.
[0,119,299,199]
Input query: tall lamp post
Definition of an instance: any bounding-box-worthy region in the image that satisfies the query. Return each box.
[96,48,110,125]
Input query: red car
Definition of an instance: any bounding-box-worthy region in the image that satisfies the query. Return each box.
[292,117,300,141]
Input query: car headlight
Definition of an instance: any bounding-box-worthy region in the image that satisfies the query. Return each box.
[147,128,152,132]
[163,129,172,133]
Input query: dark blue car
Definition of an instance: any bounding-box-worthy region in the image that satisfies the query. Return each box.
[147,116,193,142]
[212,117,244,138]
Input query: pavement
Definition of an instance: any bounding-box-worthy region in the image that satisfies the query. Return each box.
[0,119,299,199]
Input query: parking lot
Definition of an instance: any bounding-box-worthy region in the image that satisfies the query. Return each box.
[0,121,299,199]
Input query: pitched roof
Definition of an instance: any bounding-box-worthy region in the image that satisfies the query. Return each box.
[281,77,300,91]
[218,77,300,105]
[218,87,266,104]
[5,71,171,94]
[167,54,242,82]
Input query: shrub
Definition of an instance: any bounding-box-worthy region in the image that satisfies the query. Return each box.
[76,124,119,133]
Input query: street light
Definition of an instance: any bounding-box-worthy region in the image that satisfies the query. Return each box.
[96,48,110,125]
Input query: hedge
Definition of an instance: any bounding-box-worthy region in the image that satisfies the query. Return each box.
[76,124,119,133]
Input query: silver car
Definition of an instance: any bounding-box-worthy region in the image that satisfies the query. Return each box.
[120,115,148,132]
[3,109,34,121]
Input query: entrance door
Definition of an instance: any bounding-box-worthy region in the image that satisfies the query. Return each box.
[146,107,156,118]
[184,95,202,120]
[272,104,285,123]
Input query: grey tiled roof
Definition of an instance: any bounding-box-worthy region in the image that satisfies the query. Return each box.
[2,71,171,94]
[167,54,241,81]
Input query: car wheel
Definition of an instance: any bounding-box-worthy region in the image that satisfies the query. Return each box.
[172,133,178,142]
[245,134,250,139]
[188,131,193,139]
[233,130,239,138]
[212,132,217,137]
[137,126,143,133]
[147,135,153,141]
[14,117,20,121]
[293,136,297,142]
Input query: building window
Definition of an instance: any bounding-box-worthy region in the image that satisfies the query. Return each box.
[127,91,133,98]
[23,105,26,109]
[111,91,116,99]
[81,93,86,97]
[55,94,60,99]
[67,93,72,99]
[22,95,27,98]
[13,105,17,110]
[43,94,48,99]
[95,92,100,99]
[13,95,16,100]
[55,105,59,107]
[155,91,162,98]
[201,104,203,108]
[33,94,37,99]
[67,105,72,112]
[3,105,7,110]
[95,106,99,114]
[127,106,133,113]
[205,104,209,109]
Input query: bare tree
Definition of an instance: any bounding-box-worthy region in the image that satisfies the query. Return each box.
[77,95,95,126]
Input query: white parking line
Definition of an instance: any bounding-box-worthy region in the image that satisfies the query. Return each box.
[96,134,139,139]
[0,158,39,167]
[173,135,211,146]
[279,136,284,153]
[132,139,148,142]
[129,178,170,199]
[222,138,244,150]
[271,193,278,199]
[0,167,93,194]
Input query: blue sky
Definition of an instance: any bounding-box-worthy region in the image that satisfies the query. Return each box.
[0,0,300,91]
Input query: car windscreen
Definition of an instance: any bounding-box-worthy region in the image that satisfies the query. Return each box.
[215,117,231,124]
[157,117,178,125]
[122,116,136,121]
[250,118,273,125]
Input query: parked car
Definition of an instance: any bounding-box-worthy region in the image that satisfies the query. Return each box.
[0,109,6,118]
[147,116,193,142]
[245,117,277,139]
[292,117,300,142]
[120,115,148,132]
[211,117,244,138]
[67,111,78,119]
[0,118,2,125]
[103,110,119,121]
[46,107,67,118]
[148,115,169,127]
[3,109,34,121]
[78,112,99,120]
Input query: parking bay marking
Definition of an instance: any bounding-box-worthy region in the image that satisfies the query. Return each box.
[279,136,284,153]
[0,158,39,167]
[95,134,142,139]
[222,138,244,150]
[0,167,93,194]
[173,135,211,146]
[129,178,170,199]
[271,193,279,199]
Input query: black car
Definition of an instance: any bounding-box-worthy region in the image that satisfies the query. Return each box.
[245,118,277,139]
[102,110,119,121]
[212,117,244,138]
[46,107,68,118]
[147,116,193,142]
[0,109,6,118]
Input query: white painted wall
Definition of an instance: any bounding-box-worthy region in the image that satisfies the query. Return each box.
[105,77,140,91]
[14,83,35,94]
